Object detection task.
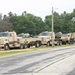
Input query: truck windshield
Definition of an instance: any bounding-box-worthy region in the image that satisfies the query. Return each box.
[39,32,50,36]
[0,32,9,37]
[18,34,25,38]
[61,34,68,37]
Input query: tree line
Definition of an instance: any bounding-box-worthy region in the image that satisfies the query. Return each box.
[0,9,75,35]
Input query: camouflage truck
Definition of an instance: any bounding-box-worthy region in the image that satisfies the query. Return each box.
[38,31,62,46]
[18,33,42,48]
[55,32,75,44]
[0,31,28,50]
[20,37,41,48]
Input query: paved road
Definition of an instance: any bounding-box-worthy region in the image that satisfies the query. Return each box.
[0,46,75,75]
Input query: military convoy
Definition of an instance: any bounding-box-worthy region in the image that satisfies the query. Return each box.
[18,31,62,48]
[0,31,42,50]
[0,31,75,50]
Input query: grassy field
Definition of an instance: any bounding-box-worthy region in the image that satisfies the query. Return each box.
[0,44,75,58]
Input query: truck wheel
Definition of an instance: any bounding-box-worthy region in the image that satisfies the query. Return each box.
[68,40,70,44]
[35,42,40,48]
[57,41,60,46]
[70,39,74,44]
[27,44,30,48]
[46,42,50,46]
[39,42,41,46]
[64,42,67,45]
[24,44,27,49]
[20,44,24,49]
[59,41,62,46]
[4,44,10,50]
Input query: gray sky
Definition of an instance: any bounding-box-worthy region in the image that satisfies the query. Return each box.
[0,0,75,19]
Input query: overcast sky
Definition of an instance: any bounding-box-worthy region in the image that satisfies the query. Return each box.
[0,0,75,19]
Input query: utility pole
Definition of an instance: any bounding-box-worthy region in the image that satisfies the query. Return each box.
[52,7,54,47]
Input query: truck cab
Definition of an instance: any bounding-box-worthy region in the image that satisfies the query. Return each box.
[38,31,55,46]
[0,31,21,50]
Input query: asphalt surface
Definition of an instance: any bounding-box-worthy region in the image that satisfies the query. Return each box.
[0,46,75,75]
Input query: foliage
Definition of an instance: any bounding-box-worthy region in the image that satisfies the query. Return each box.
[0,9,75,35]
[45,9,75,33]
[8,12,46,35]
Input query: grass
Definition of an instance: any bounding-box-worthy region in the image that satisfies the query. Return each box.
[0,44,75,58]
[0,49,35,57]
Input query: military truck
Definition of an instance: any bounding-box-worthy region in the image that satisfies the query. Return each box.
[20,37,41,48]
[18,32,43,48]
[0,31,29,50]
[0,31,42,50]
[55,32,75,44]
[38,31,62,46]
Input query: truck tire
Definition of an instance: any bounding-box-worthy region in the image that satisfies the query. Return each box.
[24,44,27,49]
[4,44,10,50]
[20,44,24,49]
[57,41,60,46]
[70,38,74,44]
[68,40,70,44]
[59,41,62,46]
[35,41,40,48]
[46,41,50,46]
[27,44,30,48]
